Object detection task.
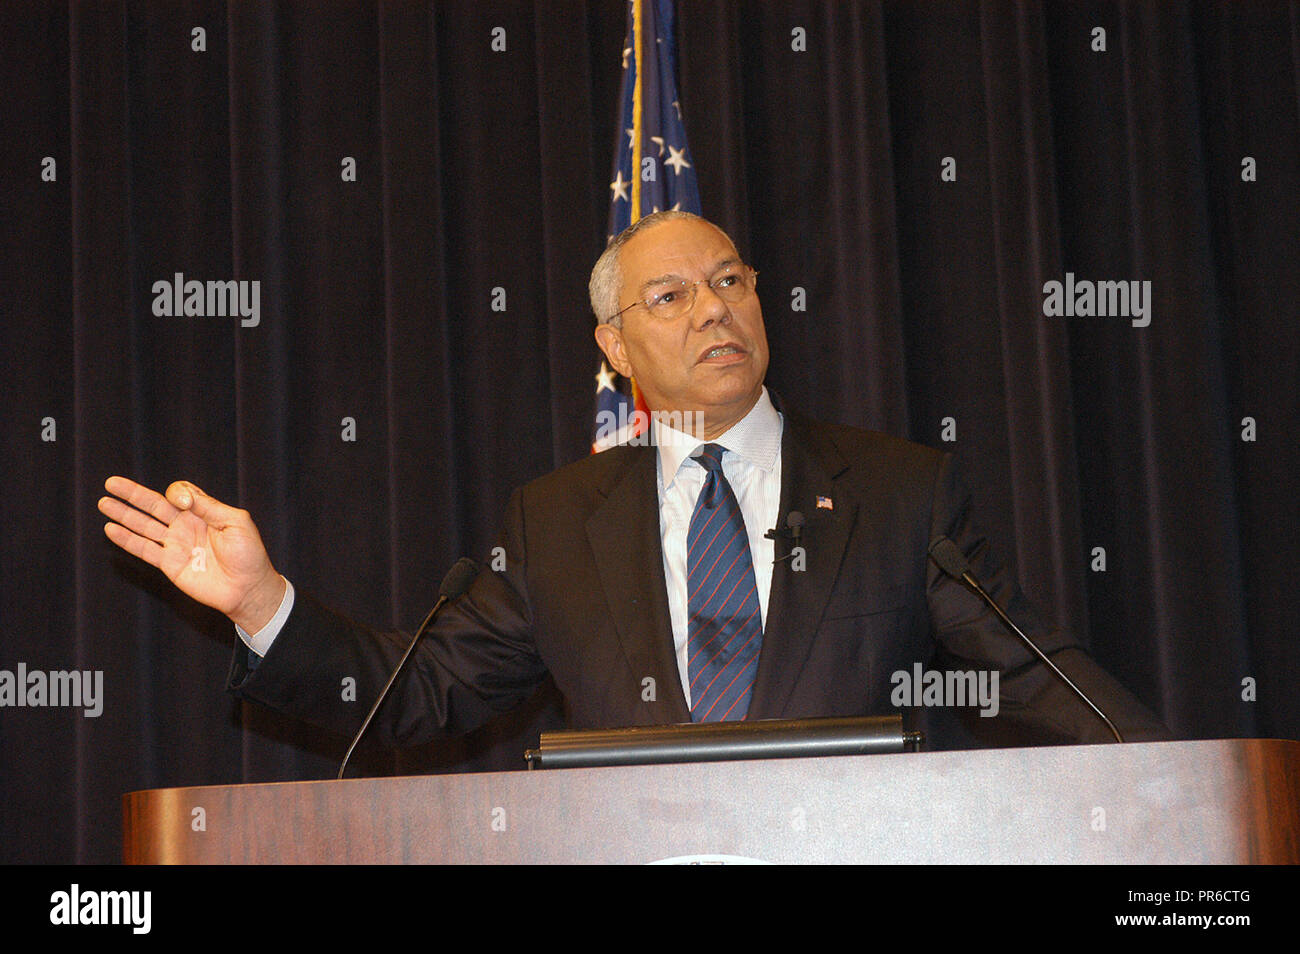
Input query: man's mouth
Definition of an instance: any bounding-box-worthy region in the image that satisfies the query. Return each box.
[698,342,745,362]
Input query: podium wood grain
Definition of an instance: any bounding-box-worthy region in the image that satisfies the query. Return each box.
[122,739,1300,863]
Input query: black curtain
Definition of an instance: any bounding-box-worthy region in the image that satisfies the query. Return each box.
[2,0,1295,863]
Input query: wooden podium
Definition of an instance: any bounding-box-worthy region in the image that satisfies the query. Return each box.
[123,739,1300,863]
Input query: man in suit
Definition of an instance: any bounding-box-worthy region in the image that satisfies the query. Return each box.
[99,211,1170,747]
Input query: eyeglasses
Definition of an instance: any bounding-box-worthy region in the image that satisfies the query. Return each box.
[607,265,758,324]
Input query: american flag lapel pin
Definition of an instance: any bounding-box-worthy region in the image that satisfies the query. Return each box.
[816,495,833,511]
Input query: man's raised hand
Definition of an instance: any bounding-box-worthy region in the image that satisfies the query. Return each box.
[99,477,286,633]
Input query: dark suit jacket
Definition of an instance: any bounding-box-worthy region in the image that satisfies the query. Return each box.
[229,405,1171,748]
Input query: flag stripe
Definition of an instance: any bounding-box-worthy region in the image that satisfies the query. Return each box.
[592,0,701,453]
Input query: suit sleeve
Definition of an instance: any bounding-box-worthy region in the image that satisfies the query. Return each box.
[225,488,549,747]
[924,453,1173,744]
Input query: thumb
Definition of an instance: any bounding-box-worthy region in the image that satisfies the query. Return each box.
[166,481,242,525]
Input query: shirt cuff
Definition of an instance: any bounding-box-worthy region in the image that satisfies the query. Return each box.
[234,577,295,658]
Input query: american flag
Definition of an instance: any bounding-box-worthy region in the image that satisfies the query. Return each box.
[592,0,702,452]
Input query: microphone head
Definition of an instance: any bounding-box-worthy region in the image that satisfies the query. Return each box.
[787,510,805,529]
[440,557,480,600]
[928,536,971,580]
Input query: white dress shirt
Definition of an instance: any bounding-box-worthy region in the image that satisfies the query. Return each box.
[652,388,783,707]
[237,388,785,710]
[235,578,295,658]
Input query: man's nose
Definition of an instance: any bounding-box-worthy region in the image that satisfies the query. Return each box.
[691,282,731,329]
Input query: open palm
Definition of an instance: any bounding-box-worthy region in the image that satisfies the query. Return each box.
[99,476,283,629]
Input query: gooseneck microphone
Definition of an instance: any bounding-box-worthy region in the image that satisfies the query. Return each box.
[928,536,1124,743]
[337,557,481,779]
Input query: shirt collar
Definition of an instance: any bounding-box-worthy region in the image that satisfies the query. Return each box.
[654,387,783,488]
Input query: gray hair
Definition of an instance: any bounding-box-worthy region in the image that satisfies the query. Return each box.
[589,210,733,327]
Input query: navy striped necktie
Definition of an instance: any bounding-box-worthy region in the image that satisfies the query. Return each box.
[686,443,762,722]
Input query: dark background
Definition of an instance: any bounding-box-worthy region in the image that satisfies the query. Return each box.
[1,0,1295,863]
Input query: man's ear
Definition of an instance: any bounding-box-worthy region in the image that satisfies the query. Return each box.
[594,323,633,378]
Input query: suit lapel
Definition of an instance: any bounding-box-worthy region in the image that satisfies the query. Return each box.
[581,402,856,725]
[748,410,855,719]
[585,446,692,723]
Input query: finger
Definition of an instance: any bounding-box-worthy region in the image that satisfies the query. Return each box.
[105,475,180,525]
[166,481,243,527]
[103,521,166,571]
[98,495,170,545]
